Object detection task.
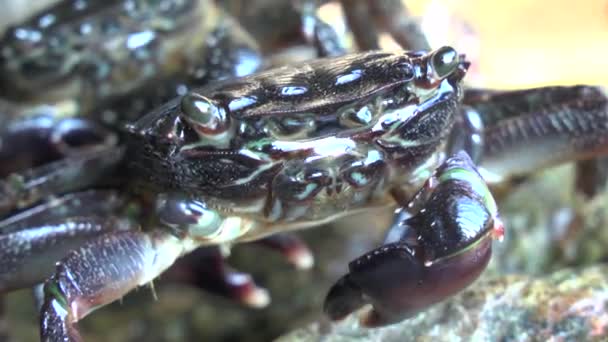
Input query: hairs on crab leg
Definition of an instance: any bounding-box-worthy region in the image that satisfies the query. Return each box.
[37,192,260,342]
[39,229,193,341]
[460,86,608,186]
[324,151,504,326]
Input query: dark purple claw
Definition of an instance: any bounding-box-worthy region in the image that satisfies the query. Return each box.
[324,152,503,326]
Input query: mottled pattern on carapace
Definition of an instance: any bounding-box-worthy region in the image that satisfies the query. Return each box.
[128,50,462,222]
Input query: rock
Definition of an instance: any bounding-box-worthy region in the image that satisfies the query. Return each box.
[278,265,608,342]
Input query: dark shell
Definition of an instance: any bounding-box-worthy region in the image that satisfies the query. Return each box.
[198,51,416,118]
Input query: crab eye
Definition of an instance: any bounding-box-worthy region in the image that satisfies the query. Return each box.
[430,46,459,78]
[180,92,229,135]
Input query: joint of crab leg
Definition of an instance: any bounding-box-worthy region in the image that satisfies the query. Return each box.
[0,215,132,293]
[166,247,271,309]
[254,234,314,270]
[464,86,608,183]
[39,230,199,341]
[447,107,485,164]
[324,152,502,326]
[41,278,81,342]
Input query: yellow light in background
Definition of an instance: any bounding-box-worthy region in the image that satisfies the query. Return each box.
[412,0,608,88]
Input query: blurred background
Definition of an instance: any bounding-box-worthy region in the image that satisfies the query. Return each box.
[1,0,608,341]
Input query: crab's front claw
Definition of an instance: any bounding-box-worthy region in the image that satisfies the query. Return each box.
[324,151,504,327]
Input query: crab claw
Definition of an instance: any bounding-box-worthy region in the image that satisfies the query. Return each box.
[324,151,503,326]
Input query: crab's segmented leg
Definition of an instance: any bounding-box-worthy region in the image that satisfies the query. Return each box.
[165,234,313,307]
[463,86,608,184]
[575,158,608,198]
[367,0,430,51]
[40,230,199,342]
[324,152,503,326]
[0,214,132,293]
[254,234,314,270]
[165,246,271,308]
[0,190,125,232]
[299,1,347,57]
[340,0,430,51]
[340,0,381,50]
[0,117,121,215]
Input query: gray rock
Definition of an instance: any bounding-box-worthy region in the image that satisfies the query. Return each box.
[278,265,608,342]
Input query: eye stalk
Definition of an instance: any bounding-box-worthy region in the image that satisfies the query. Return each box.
[430,46,459,79]
[180,92,229,136]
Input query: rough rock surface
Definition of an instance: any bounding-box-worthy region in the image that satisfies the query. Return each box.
[278,265,608,342]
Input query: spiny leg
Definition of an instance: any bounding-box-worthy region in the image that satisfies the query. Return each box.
[39,191,260,341]
[452,86,608,265]
[324,152,503,326]
[0,191,128,340]
[40,229,197,341]
[462,86,608,184]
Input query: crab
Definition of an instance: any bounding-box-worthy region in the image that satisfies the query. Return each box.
[1,0,608,341]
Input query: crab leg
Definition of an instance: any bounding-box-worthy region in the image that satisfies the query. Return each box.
[40,229,199,342]
[165,247,271,308]
[575,158,608,198]
[0,214,132,293]
[0,117,121,215]
[368,0,430,51]
[340,0,381,50]
[324,152,504,326]
[164,234,312,307]
[0,190,125,232]
[298,0,347,57]
[461,86,608,184]
[340,0,430,51]
[253,234,314,270]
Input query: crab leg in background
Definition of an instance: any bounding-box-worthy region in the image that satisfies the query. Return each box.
[458,86,608,185]
[164,234,313,306]
[340,0,430,51]
[0,116,122,216]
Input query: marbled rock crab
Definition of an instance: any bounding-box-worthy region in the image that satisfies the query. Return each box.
[1,1,607,341]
